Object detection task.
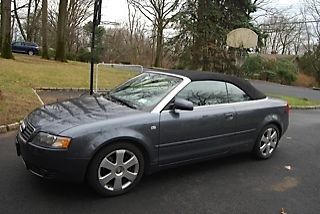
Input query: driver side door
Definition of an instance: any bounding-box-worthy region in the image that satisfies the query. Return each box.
[158,81,236,166]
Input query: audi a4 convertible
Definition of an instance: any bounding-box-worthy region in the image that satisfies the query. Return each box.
[16,70,289,196]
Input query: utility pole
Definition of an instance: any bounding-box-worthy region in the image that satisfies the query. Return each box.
[90,0,102,95]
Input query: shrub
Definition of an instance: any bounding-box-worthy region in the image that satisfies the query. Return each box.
[241,55,263,78]
[274,59,298,85]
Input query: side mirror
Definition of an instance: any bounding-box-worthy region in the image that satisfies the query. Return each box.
[174,98,194,111]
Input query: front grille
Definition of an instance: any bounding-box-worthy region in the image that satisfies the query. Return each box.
[20,121,36,142]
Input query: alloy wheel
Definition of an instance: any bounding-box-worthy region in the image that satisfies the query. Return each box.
[259,127,278,157]
[98,149,139,191]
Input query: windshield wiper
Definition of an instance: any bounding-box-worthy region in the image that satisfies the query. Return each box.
[107,94,137,109]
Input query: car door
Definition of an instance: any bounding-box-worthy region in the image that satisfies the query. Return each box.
[158,81,236,165]
[226,82,267,150]
[12,42,21,52]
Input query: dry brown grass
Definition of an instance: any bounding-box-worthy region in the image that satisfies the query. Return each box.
[0,54,137,125]
[293,73,317,87]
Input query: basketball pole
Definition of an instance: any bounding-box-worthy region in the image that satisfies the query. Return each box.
[90,0,102,95]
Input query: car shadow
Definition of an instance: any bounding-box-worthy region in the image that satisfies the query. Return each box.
[24,153,254,200]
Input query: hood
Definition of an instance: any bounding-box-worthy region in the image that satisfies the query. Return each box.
[27,95,140,134]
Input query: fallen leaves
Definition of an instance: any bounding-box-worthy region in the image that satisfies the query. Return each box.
[281,208,288,214]
[284,165,292,171]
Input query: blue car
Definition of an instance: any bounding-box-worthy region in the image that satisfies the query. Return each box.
[12,42,40,56]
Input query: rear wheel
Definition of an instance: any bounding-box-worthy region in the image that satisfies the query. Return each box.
[28,50,34,56]
[253,124,279,159]
[87,143,144,196]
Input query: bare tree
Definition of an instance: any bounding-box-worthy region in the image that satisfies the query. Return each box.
[1,0,13,59]
[13,0,28,41]
[300,7,313,52]
[67,0,94,53]
[25,0,41,41]
[260,13,306,55]
[128,0,180,67]
[305,0,320,41]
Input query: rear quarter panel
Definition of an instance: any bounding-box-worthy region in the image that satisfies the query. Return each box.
[231,97,289,151]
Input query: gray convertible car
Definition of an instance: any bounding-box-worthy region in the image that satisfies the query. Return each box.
[16,70,289,196]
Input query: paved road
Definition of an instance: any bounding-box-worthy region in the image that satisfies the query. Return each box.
[0,110,319,214]
[251,80,320,101]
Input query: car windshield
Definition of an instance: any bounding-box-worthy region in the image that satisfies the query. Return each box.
[108,72,182,111]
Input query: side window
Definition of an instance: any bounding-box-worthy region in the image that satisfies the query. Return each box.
[176,81,228,107]
[226,83,251,103]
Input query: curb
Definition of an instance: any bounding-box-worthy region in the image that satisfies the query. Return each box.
[35,87,89,91]
[290,105,320,110]
[0,122,20,134]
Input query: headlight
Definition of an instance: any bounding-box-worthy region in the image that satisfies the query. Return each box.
[32,132,71,149]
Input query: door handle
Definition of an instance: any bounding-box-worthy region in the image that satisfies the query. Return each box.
[224,113,234,120]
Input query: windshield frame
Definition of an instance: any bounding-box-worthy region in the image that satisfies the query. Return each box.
[108,71,190,112]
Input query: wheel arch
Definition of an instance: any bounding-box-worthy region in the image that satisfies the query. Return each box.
[261,114,284,138]
[85,137,153,179]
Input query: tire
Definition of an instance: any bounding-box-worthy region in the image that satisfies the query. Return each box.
[87,142,144,196]
[28,50,34,56]
[253,124,280,160]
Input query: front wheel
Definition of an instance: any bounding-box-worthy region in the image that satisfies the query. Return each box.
[253,124,280,159]
[87,143,144,196]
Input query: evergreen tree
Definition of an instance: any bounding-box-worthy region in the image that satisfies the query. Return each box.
[173,0,258,73]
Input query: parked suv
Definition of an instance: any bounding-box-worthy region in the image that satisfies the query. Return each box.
[12,42,40,55]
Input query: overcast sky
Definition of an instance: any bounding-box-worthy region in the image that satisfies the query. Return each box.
[101,0,303,24]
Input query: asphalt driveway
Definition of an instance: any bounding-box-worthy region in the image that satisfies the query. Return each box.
[251,80,320,101]
[0,109,319,214]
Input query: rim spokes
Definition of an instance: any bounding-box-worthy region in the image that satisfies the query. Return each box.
[98,149,139,191]
[267,128,272,138]
[261,135,268,143]
[100,158,116,170]
[116,150,125,165]
[260,143,267,151]
[99,173,114,186]
[124,156,138,169]
[123,171,137,182]
[114,177,123,191]
[260,127,278,156]
[271,131,277,141]
[270,140,277,148]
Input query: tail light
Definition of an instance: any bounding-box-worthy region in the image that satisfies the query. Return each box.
[285,103,290,114]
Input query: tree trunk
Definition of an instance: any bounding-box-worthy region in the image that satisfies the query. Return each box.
[30,0,40,42]
[26,0,32,41]
[192,0,207,70]
[154,25,163,67]
[0,2,2,50]
[55,0,68,62]
[41,0,49,59]
[1,0,13,59]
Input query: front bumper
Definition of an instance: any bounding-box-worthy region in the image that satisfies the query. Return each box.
[16,133,89,182]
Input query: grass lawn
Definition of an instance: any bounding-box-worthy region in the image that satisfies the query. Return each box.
[268,94,320,107]
[0,54,137,125]
[1,55,320,126]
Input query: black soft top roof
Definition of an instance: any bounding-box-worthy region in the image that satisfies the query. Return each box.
[153,69,266,100]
